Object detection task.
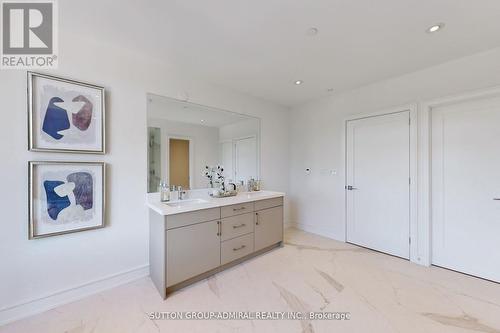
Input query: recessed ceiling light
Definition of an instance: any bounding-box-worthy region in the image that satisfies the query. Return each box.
[294,80,303,85]
[200,119,205,122]
[427,23,444,33]
[306,27,319,36]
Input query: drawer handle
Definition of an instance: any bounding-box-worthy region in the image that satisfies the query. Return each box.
[233,207,246,211]
[255,212,259,225]
[233,245,246,251]
[233,223,246,229]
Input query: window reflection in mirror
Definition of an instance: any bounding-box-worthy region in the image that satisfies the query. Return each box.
[147,94,260,193]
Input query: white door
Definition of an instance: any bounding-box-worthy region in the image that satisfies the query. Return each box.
[432,96,500,282]
[346,111,410,259]
[220,141,234,180]
[234,137,257,183]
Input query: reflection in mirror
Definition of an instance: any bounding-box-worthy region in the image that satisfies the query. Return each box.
[147,94,260,193]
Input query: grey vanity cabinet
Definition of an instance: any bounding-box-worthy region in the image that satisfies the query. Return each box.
[254,206,283,251]
[166,220,221,287]
[149,195,284,298]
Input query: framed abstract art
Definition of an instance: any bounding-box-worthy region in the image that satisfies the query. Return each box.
[29,161,106,239]
[28,72,105,153]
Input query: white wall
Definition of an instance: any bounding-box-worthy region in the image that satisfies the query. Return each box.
[0,28,289,325]
[218,118,260,142]
[289,46,500,240]
[147,119,219,188]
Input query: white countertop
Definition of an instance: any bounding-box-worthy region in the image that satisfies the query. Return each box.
[147,190,285,216]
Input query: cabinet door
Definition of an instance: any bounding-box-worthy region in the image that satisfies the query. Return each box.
[254,206,283,251]
[166,220,220,287]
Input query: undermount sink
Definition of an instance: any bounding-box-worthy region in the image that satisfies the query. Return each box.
[165,198,209,208]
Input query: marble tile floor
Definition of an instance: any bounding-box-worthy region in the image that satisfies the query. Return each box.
[2,228,500,333]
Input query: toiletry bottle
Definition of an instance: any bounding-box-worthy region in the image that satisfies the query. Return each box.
[237,180,244,193]
[247,178,255,192]
[170,185,179,201]
[254,180,261,191]
[160,182,170,202]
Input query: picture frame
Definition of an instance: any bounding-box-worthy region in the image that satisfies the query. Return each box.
[28,72,106,154]
[28,161,106,239]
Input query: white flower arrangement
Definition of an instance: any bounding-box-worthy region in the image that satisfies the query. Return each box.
[204,165,225,191]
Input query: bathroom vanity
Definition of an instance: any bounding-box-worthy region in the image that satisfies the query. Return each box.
[145,94,276,298]
[147,191,284,298]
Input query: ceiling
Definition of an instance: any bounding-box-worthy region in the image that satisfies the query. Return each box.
[63,0,500,106]
[147,94,256,127]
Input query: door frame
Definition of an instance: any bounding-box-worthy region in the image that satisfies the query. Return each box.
[419,86,500,267]
[165,134,194,189]
[343,104,418,261]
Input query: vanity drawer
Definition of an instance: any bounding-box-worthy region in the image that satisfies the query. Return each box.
[166,208,220,230]
[220,212,254,241]
[254,197,283,211]
[221,202,254,218]
[221,233,254,265]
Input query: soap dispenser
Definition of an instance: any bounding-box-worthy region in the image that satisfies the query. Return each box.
[159,181,170,202]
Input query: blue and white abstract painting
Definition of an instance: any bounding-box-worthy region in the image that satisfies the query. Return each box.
[31,162,105,238]
[30,73,104,153]
[41,95,94,141]
[43,172,93,222]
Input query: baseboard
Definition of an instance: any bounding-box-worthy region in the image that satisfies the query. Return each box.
[288,222,345,242]
[0,264,149,326]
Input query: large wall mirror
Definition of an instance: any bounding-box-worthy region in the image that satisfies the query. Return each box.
[147,94,261,193]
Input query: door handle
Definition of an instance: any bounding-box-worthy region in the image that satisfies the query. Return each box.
[345,185,358,191]
[494,198,500,201]
[255,212,259,225]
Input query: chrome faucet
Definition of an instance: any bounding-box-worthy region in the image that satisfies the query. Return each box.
[178,186,186,200]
